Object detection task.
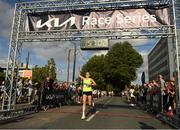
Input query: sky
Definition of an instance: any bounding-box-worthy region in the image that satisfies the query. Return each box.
[0,0,159,84]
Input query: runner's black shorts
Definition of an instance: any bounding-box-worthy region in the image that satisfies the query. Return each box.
[83,91,92,96]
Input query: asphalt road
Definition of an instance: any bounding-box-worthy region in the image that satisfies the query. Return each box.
[0,96,172,129]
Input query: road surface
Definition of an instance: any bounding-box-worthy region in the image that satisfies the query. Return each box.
[0,96,172,129]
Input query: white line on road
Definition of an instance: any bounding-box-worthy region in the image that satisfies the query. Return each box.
[85,97,112,122]
[103,97,113,107]
[86,111,99,122]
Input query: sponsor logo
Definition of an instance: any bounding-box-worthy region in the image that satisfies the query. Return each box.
[36,14,156,29]
[36,17,75,28]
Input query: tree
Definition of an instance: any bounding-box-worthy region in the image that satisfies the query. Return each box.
[0,72,5,84]
[32,65,45,83]
[104,42,143,90]
[0,67,5,84]
[32,58,57,83]
[47,58,56,81]
[80,42,143,91]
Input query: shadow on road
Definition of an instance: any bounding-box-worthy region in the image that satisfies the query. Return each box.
[95,103,136,110]
[139,122,156,129]
[0,115,34,125]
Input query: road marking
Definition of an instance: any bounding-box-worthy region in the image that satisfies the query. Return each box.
[103,97,113,107]
[86,111,99,122]
[94,97,108,103]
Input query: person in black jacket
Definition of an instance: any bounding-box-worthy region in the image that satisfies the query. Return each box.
[41,77,53,111]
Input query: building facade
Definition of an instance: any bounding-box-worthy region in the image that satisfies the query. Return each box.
[148,38,175,81]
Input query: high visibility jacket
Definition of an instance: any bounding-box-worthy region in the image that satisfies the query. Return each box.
[83,78,93,92]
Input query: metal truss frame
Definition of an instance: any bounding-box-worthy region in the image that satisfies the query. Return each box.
[2,0,179,111]
[19,26,174,42]
[173,0,180,114]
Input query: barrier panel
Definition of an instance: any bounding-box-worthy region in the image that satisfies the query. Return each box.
[146,94,151,108]
[44,87,77,106]
[152,94,161,113]
[45,89,66,107]
[145,92,161,113]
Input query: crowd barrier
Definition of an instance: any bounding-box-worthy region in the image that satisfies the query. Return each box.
[45,89,66,106]
[145,93,161,113]
[43,88,76,107]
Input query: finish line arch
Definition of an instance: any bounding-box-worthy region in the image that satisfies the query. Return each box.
[2,0,180,114]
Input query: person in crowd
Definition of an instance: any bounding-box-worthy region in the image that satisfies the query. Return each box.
[78,68,96,120]
[0,81,5,101]
[143,83,148,104]
[68,83,76,103]
[134,85,140,104]
[27,78,33,104]
[139,87,144,104]
[125,86,130,102]
[165,78,176,114]
[129,85,135,106]
[158,75,166,111]
[41,77,52,111]
[77,85,83,104]
[17,78,23,102]
[152,80,159,94]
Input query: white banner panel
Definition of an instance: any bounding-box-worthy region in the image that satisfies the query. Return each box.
[25,8,170,31]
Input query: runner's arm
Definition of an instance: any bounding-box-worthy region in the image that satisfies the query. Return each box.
[91,79,96,86]
[78,66,85,80]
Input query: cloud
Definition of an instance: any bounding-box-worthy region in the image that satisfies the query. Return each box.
[0,58,8,68]
[0,0,14,39]
[23,41,82,81]
[23,41,77,62]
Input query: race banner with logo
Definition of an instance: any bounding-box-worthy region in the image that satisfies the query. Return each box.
[25,8,170,31]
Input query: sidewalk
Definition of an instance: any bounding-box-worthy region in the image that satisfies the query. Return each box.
[138,103,180,128]
[122,96,180,128]
[157,113,180,128]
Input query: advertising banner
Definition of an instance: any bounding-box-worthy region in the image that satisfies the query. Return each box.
[25,8,170,31]
[23,70,32,79]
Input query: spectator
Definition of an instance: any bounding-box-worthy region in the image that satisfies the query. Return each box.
[139,87,144,104]
[17,78,23,102]
[158,75,167,112]
[0,81,5,101]
[129,85,135,106]
[41,77,53,111]
[134,85,140,103]
[165,79,175,114]
[27,78,33,104]
[77,85,82,104]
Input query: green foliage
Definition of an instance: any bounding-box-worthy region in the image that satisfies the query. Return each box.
[48,58,56,81]
[81,55,106,90]
[104,42,143,90]
[32,58,57,83]
[0,71,5,84]
[81,42,143,91]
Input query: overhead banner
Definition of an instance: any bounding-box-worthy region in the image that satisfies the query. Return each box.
[25,8,170,31]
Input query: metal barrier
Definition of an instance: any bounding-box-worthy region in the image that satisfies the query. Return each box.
[45,90,66,107]
[145,93,161,113]
[44,88,77,107]
[0,105,37,123]
[152,94,161,113]
[146,94,151,108]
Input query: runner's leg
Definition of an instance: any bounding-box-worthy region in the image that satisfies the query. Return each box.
[81,94,87,119]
